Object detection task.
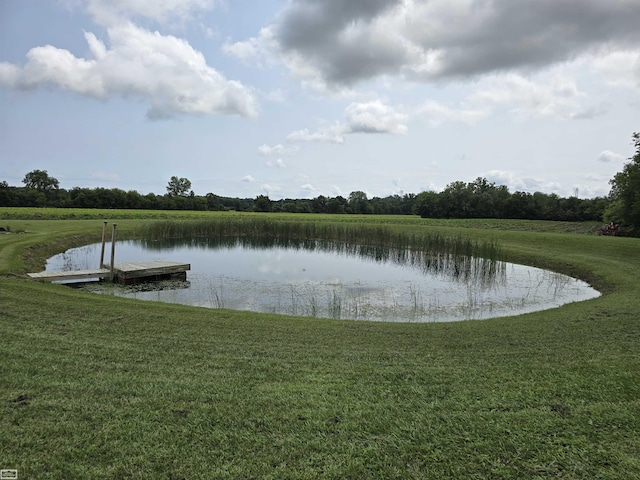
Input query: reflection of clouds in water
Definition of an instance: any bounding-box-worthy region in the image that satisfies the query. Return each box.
[48,244,99,271]
[507,267,585,305]
[258,251,306,276]
[258,261,283,275]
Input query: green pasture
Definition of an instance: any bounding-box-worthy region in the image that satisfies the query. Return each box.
[1,208,638,479]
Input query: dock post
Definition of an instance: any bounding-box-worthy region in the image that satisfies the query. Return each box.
[109,223,117,282]
[99,221,108,268]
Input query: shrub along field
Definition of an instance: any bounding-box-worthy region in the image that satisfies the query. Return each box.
[1,208,638,479]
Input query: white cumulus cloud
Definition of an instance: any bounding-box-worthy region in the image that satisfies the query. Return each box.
[598,150,625,163]
[286,100,407,144]
[258,144,299,156]
[0,23,257,120]
[470,73,586,119]
[287,127,346,144]
[344,100,408,134]
[591,50,640,89]
[266,159,287,168]
[416,99,488,126]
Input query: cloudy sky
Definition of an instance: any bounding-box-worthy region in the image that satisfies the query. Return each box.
[1,0,639,200]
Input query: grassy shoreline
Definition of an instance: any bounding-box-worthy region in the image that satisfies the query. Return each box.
[1,209,638,478]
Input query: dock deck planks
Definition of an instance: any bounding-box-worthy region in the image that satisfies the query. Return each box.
[113,261,191,281]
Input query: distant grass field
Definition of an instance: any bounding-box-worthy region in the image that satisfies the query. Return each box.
[1,208,638,479]
[0,206,603,233]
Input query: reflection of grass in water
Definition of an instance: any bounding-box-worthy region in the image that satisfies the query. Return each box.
[409,284,422,315]
[308,288,318,317]
[209,280,224,309]
[80,272,570,322]
[329,287,342,319]
[137,217,504,285]
[51,244,96,272]
[547,271,573,299]
[174,275,491,322]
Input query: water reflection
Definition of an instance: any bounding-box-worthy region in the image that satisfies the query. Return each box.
[138,236,505,287]
[46,237,600,322]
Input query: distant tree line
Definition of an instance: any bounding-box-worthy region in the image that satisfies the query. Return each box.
[0,181,240,212]
[0,178,419,215]
[0,170,607,222]
[5,152,640,229]
[414,177,608,222]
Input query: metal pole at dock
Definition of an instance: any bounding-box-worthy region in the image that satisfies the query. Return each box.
[109,223,117,282]
[99,221,108,268]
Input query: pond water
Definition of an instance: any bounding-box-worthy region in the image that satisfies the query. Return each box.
[46,238,600,322]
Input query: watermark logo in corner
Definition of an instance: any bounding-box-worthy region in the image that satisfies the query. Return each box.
[0,470,18,480]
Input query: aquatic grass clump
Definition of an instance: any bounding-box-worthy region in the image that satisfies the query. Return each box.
[138,217,501,256]
[137,217,504,283]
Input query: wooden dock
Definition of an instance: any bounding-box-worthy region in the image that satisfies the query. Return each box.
[110,261,190,283]
[27,261,190,284]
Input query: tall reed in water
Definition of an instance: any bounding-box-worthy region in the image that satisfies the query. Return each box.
[137,217,503,282]
[139,217,499,258]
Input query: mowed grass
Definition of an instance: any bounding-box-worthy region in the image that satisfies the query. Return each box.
[1,209,639,479]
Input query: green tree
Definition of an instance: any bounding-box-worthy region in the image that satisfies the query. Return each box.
[533,192,561,220]
[326,196,347,214]
[415,190,441,218]
[401,193,417,215]
[311,195,328,213]
[206,193,225,211]
[348,191,372,214]
[254,195,272,212]
[608,132,640,234]
[0,180,12,207]
[22,169,59,192]
[439,181,470,218]
[166,176,192,197]
[125,190,145,209]
[506,191,535,219]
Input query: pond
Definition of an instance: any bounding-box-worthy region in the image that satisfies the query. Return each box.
[45,237,600,322]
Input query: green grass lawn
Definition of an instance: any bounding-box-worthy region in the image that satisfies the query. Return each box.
[1,209,639,479]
